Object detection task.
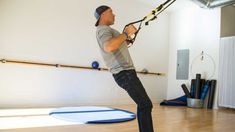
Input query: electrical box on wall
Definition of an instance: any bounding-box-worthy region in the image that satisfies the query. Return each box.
[176,49,189,80]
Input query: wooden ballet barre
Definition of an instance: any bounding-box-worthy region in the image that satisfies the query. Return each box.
[0,58,165,76]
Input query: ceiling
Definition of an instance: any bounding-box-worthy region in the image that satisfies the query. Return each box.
[135,0,195,12]
[135,0,235,11]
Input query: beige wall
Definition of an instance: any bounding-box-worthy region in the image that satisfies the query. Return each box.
[221,5,235,37]
[0,0,170,108]
[167,4,220,110]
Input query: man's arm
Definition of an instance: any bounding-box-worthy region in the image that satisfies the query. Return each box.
[104,25,137,53]
[104,33,127,53]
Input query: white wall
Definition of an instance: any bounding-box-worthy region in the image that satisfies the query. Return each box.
[167,3,220,108]
[0,0,170,108]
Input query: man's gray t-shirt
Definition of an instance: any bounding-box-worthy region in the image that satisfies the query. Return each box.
[96,25,135,74]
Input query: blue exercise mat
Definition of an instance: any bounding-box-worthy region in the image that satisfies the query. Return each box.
[49,106,136,124]
[160,95,187,106]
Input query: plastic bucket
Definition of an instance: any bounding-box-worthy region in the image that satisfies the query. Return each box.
[187,98,203,108]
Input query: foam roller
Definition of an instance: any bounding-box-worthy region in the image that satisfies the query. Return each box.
[190,79,196,98]
[181,84,191,98]
[195,74,201,99]
[207,80,216,109]
[200,81,210,100]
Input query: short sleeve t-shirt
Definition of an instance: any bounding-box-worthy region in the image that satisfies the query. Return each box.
[96,25,135,74]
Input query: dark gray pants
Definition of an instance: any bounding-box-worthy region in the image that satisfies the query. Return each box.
[113,70,154,132]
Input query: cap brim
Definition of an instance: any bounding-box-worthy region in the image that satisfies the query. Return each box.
[95,18,100,27]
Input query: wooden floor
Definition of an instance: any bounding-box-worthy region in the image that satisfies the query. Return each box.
[1,104,235,132]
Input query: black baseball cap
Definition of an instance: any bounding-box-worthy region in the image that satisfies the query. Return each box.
[94,5,110,27]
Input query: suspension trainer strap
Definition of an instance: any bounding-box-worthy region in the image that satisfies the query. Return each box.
[123,0,176,47]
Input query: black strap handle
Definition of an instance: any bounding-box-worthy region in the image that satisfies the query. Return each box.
[123,0,176,47]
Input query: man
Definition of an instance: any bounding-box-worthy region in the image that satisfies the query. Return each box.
[95,5,154,132]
